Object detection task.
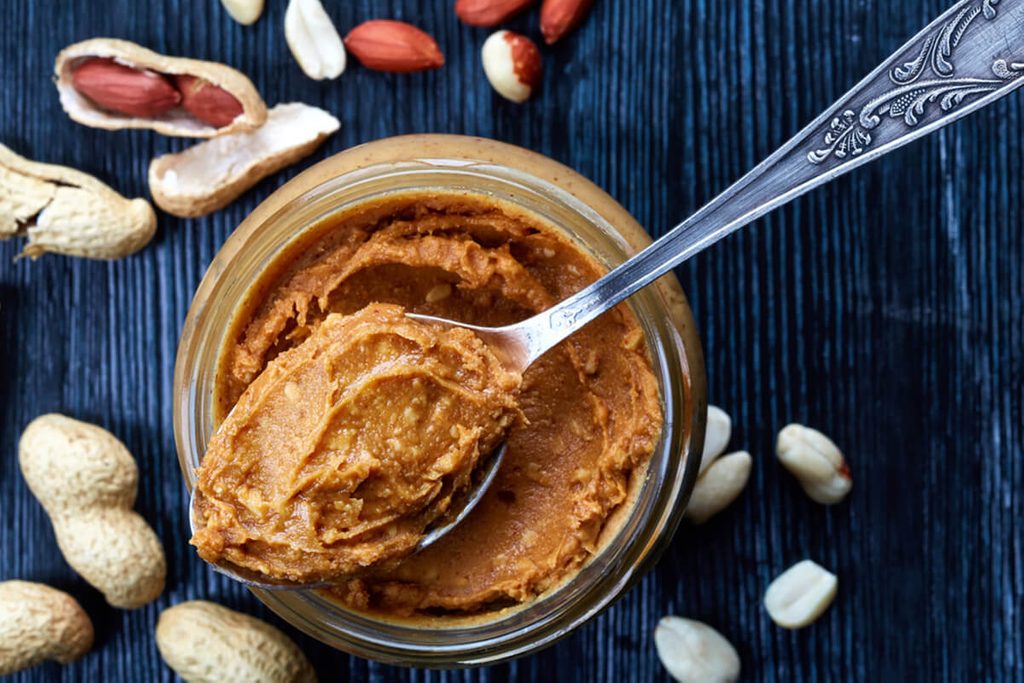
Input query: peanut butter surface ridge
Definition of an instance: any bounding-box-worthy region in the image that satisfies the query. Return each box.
[192,303,522,583]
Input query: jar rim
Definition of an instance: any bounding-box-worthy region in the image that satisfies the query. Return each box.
[173,135,706,667]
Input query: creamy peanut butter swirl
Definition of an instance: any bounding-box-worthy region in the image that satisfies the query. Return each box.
[209,193,662,617]
[192,303,521,583]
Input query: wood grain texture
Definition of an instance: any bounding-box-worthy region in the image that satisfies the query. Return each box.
[1,0,1021,680]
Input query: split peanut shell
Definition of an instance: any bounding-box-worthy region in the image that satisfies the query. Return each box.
[55,38,267,138]
[0,144,156,259]
[148,103,340,218]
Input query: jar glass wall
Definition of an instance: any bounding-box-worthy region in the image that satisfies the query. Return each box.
[173,135,706,666]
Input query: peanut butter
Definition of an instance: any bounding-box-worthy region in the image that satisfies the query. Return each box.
[192,303,520,583]
[205,191,662,616]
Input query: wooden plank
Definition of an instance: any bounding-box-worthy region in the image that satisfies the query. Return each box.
[0,0,1021,680]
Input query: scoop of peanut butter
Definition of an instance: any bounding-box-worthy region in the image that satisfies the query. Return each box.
[190,303,521,584]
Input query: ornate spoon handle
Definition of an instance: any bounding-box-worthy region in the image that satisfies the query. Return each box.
[527,0,1024,358]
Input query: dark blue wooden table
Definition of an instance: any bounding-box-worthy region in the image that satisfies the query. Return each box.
[2,0,1022,680]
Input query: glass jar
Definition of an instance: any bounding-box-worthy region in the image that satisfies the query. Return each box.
[173,134,706,666]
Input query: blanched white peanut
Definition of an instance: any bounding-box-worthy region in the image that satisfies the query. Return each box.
[700,405,732,476]
[775,423,852,504]
[763,559,838,629]
[654,616,740,683]
[685,451,752,524]
[284,0,346,80]
[221,0,264,25]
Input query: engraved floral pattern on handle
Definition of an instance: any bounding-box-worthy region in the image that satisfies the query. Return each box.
[808,110,873,162]
[808,0,1022,164]
[889,2,992,83]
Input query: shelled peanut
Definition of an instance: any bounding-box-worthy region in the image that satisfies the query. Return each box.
[344,20,444,72]
[456,0,537,26]
[284,0,346,80]
[776,424,852,504]
[540,0,595,44]
[173,74,246,127]
[684,406,752,524]
[763,560,838,628]
[481,31,542,102]
[70,58,182,118]
[453,0,595,43]
[655,616,740,683]
[221,0,265,25]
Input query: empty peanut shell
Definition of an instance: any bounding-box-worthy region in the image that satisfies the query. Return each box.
[148,103,340,218]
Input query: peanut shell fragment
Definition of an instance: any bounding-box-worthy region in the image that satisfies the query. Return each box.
[148,103,340,218]
[0,144,155,259]
[55,38,267,137]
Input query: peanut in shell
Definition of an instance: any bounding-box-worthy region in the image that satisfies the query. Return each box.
[55,38,267,137]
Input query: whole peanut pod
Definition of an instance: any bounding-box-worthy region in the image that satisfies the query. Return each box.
[0,581,93,676]
[19,414,166,608]
[156,601,317,682]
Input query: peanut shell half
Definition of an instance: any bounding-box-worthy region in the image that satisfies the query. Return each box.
[148,103,339,217]
[55,38,267,138]
[0,144,156,259]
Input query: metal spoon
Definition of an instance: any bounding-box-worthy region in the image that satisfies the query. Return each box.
[194,0,1024,590]
[414,0,1024,376]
